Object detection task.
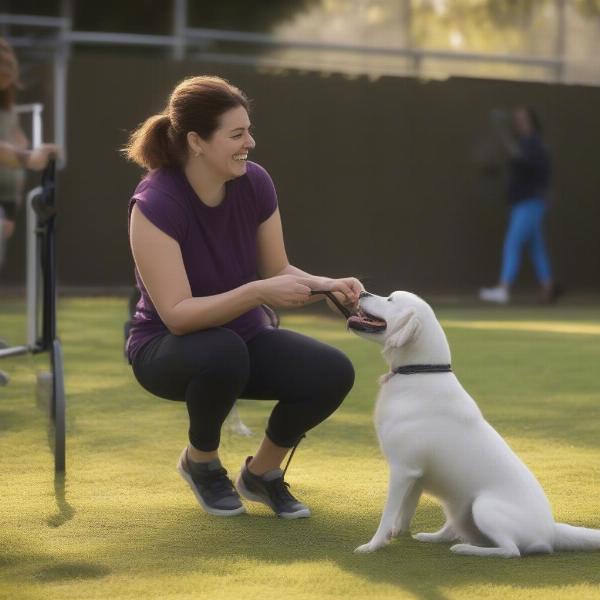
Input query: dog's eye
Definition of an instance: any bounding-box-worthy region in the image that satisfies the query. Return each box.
[387,297,393,302]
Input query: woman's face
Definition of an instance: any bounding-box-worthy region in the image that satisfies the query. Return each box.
[195,105,256,180]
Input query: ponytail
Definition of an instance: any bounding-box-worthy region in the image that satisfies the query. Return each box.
[122,112,182,170]
[123,75,249,172]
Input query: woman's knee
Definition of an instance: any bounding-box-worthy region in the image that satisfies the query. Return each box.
[266,350,354,445]
[331,350,355,394]
[309,347,355,402]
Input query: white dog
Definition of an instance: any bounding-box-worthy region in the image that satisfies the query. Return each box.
[348,290,600,557]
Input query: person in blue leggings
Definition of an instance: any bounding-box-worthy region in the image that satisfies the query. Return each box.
[480,106,561,304]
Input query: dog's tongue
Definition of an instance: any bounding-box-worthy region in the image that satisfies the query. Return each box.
[347,314,386,328]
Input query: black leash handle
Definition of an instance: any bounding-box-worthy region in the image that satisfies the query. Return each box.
[310,290,353,319]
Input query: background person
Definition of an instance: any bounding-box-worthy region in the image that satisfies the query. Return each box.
[123,75,361,519]
[479,106,560,304]
[0,37,60,386]
[0,38,60,252]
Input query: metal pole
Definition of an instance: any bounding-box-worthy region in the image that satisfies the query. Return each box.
[25,105,44,347]
[555,0,567,83]
[54,47,68,167]
[26,186,41,347]
[56,0,71,167]
[172,0,187,60]
[400,0,418,77]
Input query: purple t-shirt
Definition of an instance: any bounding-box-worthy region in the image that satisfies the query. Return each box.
[126,161,278,362]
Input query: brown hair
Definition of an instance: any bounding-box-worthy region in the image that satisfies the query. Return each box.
[0,37,20,110]
[123,75,249,170]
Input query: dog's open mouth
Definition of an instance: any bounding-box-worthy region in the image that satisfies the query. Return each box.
[347,307,387,333]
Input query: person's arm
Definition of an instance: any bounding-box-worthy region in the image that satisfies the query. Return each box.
[256,208,363,313]
[513,137,547,172]
[9,122,28,151]
[490,110,519,158]
[0,141,61,170]
[130,205,312,335]
[0,141,28,168]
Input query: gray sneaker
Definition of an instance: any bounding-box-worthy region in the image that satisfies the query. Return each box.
[236,456,311,519]
[177,448,246,516]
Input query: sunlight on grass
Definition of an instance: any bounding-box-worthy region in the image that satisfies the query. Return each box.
[1,298,600,600]
[442,320,600,336]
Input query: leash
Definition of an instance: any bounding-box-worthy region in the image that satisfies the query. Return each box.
[282,433,306,479]
[310,290,354,319]
[279,291,351,480]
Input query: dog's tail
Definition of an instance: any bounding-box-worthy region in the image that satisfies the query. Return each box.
[553,523,600,552]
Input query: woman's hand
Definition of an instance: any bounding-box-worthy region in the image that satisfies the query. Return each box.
[256,275,312,309]
[317,277,365,314]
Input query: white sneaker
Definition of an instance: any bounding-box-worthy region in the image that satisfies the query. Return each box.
[479,286,509,304]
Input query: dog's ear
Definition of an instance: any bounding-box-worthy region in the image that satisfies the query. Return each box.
[384,308,421,350]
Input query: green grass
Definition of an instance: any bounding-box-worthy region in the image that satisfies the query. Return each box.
[1,297,600,600]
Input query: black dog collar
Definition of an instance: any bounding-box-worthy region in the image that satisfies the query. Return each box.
[393,364,452,375]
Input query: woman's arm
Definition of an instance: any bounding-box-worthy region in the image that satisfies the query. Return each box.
[131,205,312,334]
[130,204,264,335]
[257,208,331,294]
[256,208,363,312]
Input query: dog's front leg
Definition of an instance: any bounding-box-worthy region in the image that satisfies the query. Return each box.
[355,465,421,554]
[392,480,422,537]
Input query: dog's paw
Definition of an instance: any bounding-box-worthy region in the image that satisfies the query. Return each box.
[354,538,389,553]
[413,532,437,543]
[354,543,377,554]
[450,543,471,555]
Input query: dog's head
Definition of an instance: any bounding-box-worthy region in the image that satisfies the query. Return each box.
[347,291,451,368]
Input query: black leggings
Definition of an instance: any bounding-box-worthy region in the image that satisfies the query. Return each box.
[131,327,355,451]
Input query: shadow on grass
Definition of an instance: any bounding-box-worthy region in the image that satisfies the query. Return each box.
[0,545,110,585]
[32,561,111,582]
[0,409,31,433]
[109,502,600,600]
[46,472,75,528]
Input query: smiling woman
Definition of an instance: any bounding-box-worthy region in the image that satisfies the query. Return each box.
[121,74,363,520]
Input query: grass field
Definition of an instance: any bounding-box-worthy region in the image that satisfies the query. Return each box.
[1,297,599,600]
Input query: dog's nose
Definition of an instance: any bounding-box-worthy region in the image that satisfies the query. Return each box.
[359,291,372,299]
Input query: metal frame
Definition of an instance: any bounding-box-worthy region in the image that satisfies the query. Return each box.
[16,104,44,346]
[0,105,65,473]
[0,169,65,472]
[0,4,571,168]
[0,6,567,75]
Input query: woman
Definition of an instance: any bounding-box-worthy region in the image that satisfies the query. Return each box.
[479,106,560,304]
[123,75,361,519]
